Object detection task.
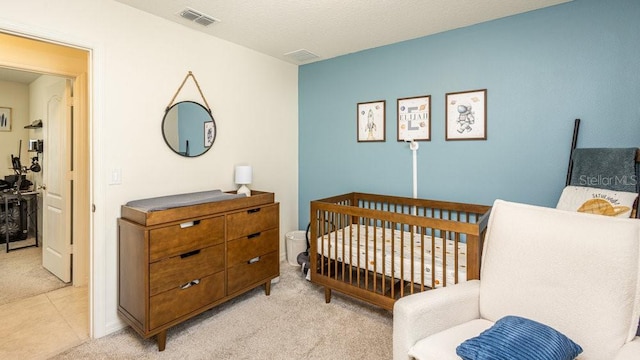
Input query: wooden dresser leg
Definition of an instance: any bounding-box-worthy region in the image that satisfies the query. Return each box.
[265,280,271,296]
[324,287,331,303]
[157,330,167,351]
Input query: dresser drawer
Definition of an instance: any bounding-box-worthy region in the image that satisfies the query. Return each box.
[227,251,279,295]
[149,271,224,330]
[226,204,279,240]
[227,228,279,267]
[150,216,224,262]
[149,244,224,296]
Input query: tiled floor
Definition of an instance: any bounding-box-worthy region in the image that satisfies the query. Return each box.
[0,285,89,360]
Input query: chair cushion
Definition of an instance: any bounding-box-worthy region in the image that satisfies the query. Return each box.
[408,319,493,360]
[614,337,640,360]
[456,315,583,360]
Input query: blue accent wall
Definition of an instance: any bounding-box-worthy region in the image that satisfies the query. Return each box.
[298,0,640,228]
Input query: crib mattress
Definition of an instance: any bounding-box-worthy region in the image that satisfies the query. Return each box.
[317,224,466,287]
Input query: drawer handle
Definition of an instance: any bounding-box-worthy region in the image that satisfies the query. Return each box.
[180,220,201,228]
[247,208,261,214]
[248,256,261,264]
[180,249,201,259]
[247,232,261,239]
[180,279,201,290]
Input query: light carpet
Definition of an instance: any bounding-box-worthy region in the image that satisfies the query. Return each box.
[52,263,393,360]
[0,239,68,306]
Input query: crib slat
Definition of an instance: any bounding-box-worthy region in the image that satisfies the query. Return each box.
[454,232,460,284]
[348,218,353,285]
[442,231,447,287]
[430,228,435,289]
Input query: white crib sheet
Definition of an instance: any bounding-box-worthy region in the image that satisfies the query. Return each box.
[317,224,467,287]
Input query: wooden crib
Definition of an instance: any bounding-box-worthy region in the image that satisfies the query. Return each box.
[310,192,491,310]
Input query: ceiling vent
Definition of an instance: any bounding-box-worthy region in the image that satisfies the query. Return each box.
[178,7,219,27]
[284,49,320,63]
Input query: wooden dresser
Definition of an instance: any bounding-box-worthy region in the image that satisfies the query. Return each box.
[117,190,279,351]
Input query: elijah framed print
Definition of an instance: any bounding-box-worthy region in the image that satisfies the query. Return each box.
[397,95,430,142]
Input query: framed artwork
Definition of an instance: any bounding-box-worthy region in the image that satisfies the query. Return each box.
[0,107,11,132]
[445,89,487,141]
[397,95,431,142]
[357,100,386,142]
[204,121,215,147]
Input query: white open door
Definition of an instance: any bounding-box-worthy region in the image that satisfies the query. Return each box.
[42,79,72,283]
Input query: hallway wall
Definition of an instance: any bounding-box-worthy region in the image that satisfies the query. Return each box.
[0,80,29,178]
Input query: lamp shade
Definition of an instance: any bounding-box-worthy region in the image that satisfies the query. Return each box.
[235,165,252,185]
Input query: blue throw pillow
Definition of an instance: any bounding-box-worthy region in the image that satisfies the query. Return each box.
[456,315,583,360]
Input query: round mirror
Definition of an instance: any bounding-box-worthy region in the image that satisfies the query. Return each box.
[162,101,216,157]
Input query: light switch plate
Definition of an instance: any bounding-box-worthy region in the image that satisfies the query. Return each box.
[109,168,122,185]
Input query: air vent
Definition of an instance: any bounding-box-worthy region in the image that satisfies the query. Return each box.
[178,7,220,27]
[179,9,201,21]
[194,16,216,26]
[284,49,320,63]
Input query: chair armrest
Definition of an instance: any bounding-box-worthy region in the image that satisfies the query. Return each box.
[614,337,640,360]
[393,280,481,360]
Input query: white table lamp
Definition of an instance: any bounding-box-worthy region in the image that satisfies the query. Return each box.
[235,165,252,197]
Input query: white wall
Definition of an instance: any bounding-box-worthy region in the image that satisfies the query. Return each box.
[0,0,298,337]
[0,80,29,178]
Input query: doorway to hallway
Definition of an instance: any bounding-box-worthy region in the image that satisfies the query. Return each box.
[0,31,91,338]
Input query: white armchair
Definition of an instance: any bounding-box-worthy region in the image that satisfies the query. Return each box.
[393,200,640,360]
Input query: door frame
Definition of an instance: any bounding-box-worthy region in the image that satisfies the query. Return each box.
[0,28,100,336]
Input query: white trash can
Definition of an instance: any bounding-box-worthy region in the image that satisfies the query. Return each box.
[285,230,307,266]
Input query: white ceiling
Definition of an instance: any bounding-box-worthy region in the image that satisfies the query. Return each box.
[113,0,571,65]
[0,67,41,84]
